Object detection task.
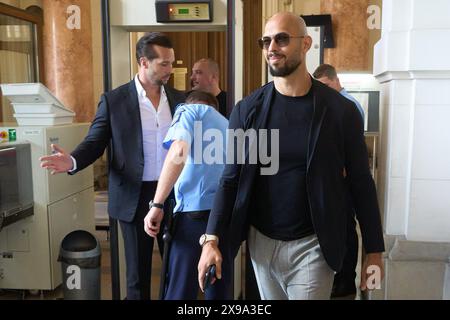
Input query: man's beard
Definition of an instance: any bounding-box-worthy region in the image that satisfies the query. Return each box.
[149,72,170,86]
[153,77,169,86]
[269,58,301,77]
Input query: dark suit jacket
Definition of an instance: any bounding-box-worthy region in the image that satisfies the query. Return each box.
[206,79,385,271]
[71,80,185,222]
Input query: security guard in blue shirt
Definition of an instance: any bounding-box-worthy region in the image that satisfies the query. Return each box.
[144,91,232,300]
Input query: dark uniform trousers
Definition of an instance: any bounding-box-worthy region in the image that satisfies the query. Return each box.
[164,211,233,300]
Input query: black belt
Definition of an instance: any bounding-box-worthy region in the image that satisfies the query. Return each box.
[142,181,158,185]
[182,210,210,220]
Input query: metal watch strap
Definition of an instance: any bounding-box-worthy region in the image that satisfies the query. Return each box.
[200,234,219,246]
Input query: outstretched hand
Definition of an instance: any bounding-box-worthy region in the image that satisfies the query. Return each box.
[39,144,73,175]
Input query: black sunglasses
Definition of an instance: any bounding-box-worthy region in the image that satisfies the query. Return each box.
[257,32,305,50]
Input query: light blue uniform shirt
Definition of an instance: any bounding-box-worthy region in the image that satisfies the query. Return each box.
[163,104,229,213]
[340,88,365,121]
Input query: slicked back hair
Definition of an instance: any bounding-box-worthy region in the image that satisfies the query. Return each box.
[136,32,173,64]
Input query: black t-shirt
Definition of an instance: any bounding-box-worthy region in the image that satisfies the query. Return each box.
[251,87,315,241]
[216,91,227,118]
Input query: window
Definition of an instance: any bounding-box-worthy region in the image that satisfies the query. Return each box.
[0,3,42,123]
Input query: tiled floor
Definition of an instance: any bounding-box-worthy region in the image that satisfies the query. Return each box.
[0,228,362,300]
[95,229,163,300]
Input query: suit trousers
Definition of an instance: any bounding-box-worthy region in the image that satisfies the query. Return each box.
[248,226,335,300]
[118,181,165,300]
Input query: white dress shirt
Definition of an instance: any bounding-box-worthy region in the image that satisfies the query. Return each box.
[70,76,172,179]
[134,75,173,181]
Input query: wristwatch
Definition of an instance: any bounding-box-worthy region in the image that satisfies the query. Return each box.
[149,200,164,209]
[199,234,219,247]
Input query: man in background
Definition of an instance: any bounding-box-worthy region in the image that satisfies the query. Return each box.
[313,64,365,121]
[190,58,227,117]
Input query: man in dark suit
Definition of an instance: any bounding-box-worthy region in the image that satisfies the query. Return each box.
[198,13,385,299]
[39,32,185,300]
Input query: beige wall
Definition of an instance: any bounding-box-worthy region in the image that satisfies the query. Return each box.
[0,0,42,9]
[0,51,31,122]
[0,0,19,6]
[292,0,321,15]
[263,0,320,22]
[20,0,42,8]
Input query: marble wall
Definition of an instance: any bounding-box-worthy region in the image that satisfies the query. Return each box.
[321,0,370,71]
[42,0,94,123]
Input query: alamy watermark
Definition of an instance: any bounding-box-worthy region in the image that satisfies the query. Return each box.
[65,5,380,31]
[171,121,280,176]
[366,265,382,290]
[66,265,81,290]
[367,5,382,30]
[67,5,81,30]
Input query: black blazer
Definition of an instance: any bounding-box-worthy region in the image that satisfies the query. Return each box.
[71,80,185,222]
[206,79,384,271]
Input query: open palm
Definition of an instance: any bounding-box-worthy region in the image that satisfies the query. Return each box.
[39,144,73,174]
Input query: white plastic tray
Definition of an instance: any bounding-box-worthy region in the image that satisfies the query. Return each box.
[14,113,74,126]
[1,83,75,115]
[12,103,75,115]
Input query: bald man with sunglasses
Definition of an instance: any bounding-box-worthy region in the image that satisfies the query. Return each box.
[198,12,385,300]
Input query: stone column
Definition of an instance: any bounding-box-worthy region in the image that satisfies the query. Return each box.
[42,0,94,122]
[373,0,450,299]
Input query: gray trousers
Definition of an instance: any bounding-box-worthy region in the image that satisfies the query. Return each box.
[248,226,335,300]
